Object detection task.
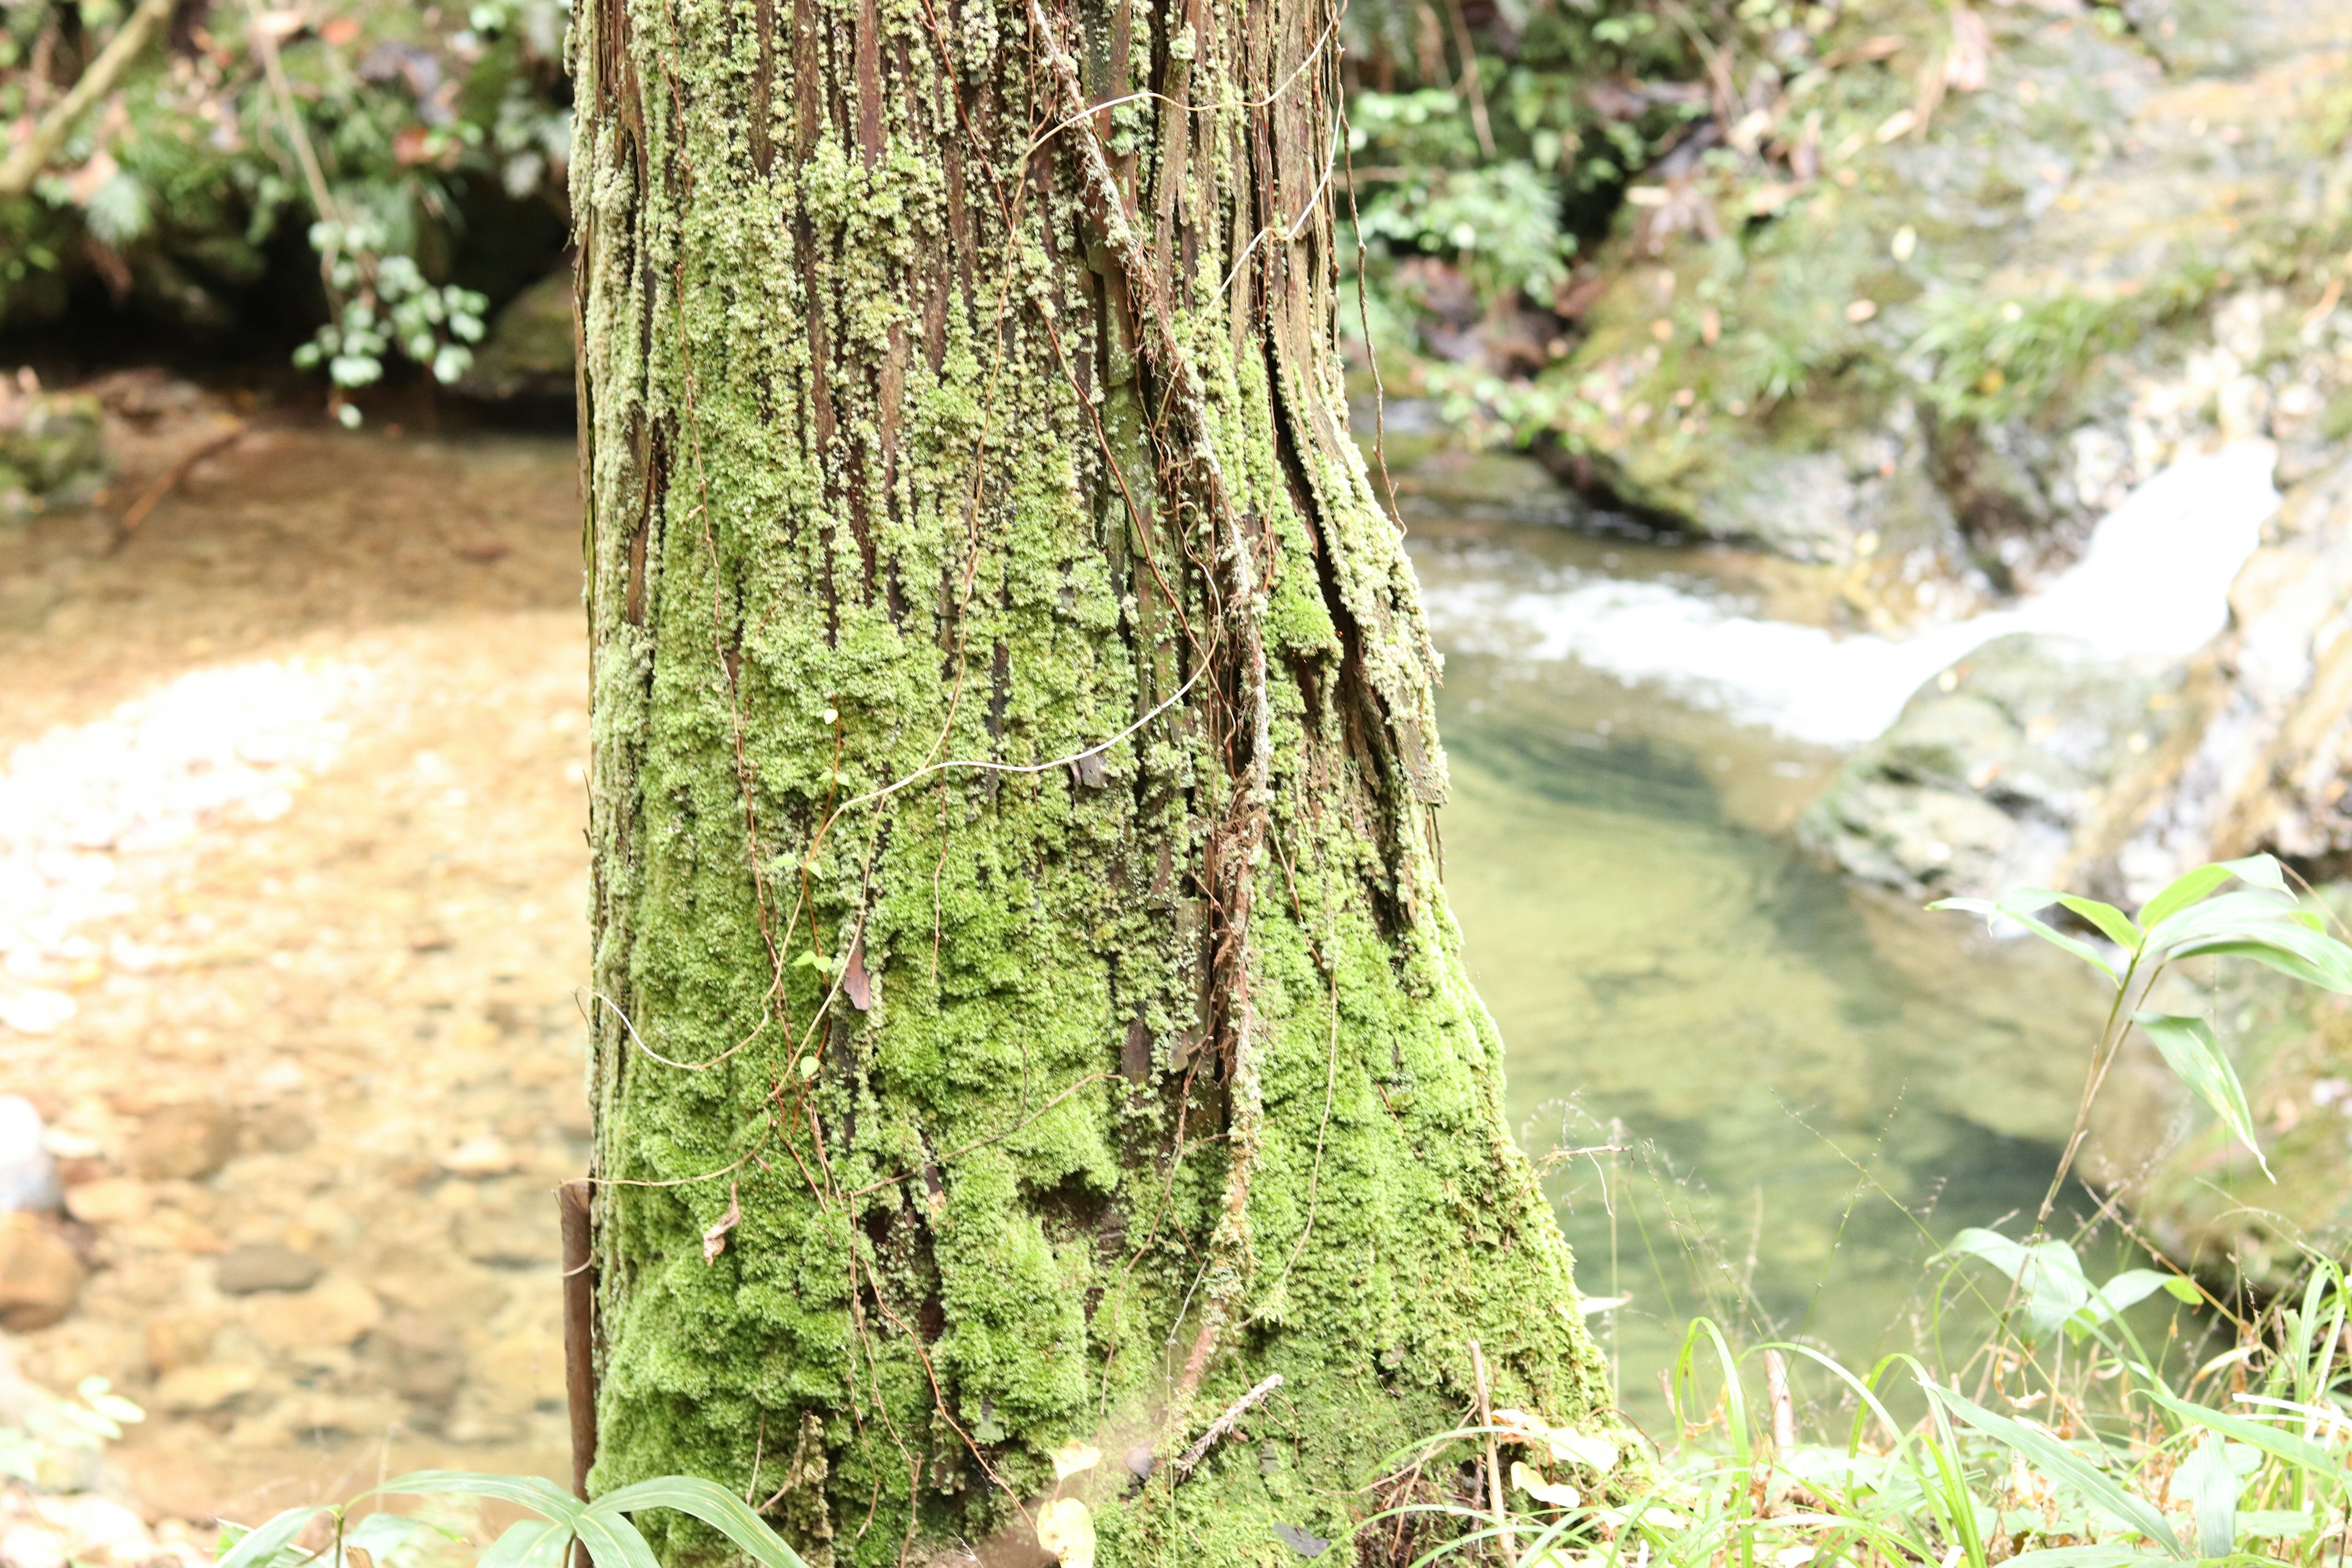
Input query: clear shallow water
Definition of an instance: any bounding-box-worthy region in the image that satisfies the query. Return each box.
[1410,516,2118,1397]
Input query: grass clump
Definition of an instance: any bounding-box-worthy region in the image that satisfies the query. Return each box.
[202,856,2352,1568]
[1356,853,2352,1568]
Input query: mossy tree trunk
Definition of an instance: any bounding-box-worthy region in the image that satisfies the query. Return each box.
[571,0,1615,1556]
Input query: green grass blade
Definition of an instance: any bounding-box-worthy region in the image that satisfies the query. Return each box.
[2177,1434,2237,1559]
[2139,1389,2342,1482]
[217,1507,333,1568]
[1926,1385,2186,1556]
[591,1476,811,1568]
[2001,1548,2169,1568]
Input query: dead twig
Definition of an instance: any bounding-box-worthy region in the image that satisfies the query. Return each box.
[1174,1373,1285,1480]
[0,0,176,197]
[108,419,247,554]
[1471,1341,1518,1567]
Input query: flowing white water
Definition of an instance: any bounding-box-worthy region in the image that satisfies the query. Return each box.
[1420,439,2282,747]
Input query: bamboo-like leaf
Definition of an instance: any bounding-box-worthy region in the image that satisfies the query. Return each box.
[1930,890,2120,980]
[2136,864,2239,931]
[2059,897,2143,953]
[337,1512,444,1568]
[216,1508,332,1568]
[2143,889,2352,993]
[1925,1386,2186,1556]
[1945,1229,2095,1341]
[2138,1389,2342,1482]
[592,1476,812,1568]
[366,1472,583,1526]
[480,1520,573,1568]
[573,1510,663,1568]
[2176,1434,2236,1559]
[2174,935,2352,995]
[2220,853,2290,894]
[2131,1014,2272,1179]
[2090,1270,2176,1322]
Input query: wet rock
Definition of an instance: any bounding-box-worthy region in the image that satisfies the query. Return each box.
[2112,456,2352,894]
[33,1496,154,1568]
[1800,633,2193,898]
[1802,441,2352,905]
[126,1103,236,1181]
[151,1362,260,1414]
[456,1180,554,1267]
[1,1521,68,1568]
[1539,0,2348,589]
[441,1136,519,1178]
[213,1243,323,1295]
[457,271,575,403]
[1386,447,1606,530]
[0,1097,59,1212]
[249,1109,315,1154]
[144,1311,222,1376]
[242,1276,382,1353]
[445,1330,563,1443]
[0,372,110,519]
[0,1213,85,1330]
[360,1313,467,1408]
[62,1178,150,1226]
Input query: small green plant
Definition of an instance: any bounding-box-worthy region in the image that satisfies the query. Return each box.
[219,1472,811,1568]
[1932,853,2351,1212]
[1912,267,2221,424]
[1362,856,2352,1568]
[0,1372,143,1491]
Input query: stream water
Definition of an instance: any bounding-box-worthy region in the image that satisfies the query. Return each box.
[0,426,2187,1517]
[1408,507,2124,1394]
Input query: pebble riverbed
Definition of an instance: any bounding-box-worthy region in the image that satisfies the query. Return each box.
[0,402,590,1532]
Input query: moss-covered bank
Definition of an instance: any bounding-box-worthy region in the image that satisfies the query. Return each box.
[571,0,1618,1559]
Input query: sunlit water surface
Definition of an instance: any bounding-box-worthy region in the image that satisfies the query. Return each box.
[1410,513,2120,1398]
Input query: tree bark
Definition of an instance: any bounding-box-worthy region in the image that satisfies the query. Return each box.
[570,0,1615,1556]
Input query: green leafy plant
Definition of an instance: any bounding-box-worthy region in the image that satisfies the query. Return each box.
[1932,853,2352,1206]
[0,1373,143,1491]
[219,1472,812,1568]
[1,0,568,410]
[1362,856,2352,1568]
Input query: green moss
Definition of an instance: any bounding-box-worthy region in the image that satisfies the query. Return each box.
[573,0,1617,1560]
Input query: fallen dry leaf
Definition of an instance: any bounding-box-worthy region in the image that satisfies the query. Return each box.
[702,1182,742,1264]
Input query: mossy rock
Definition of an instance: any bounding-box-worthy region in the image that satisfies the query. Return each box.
[0,388,110,518]
[1539,0,2352,573]
[458,270,576,402]
[1798,631,2195,898]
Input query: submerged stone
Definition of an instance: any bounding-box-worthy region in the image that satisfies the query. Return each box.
[0,374,110,519]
